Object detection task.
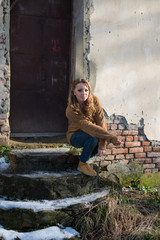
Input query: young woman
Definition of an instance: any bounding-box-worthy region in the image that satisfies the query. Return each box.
[66,78,121,176]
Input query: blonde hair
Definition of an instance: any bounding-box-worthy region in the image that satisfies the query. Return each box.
[68,78,96,120]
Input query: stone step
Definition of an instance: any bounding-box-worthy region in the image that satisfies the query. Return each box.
[0,188,110,231]
[0,170,101,200]
[8,148,80,173]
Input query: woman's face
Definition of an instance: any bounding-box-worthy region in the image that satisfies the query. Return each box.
[73,83,89,103]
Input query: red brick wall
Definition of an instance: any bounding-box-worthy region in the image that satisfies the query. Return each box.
[99,114,160,173]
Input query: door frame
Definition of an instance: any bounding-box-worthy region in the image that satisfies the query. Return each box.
[8,0,92,138]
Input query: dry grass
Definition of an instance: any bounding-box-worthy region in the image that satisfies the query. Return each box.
[75,190,160,240]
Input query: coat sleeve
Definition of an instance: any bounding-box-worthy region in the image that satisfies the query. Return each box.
[93,96,111,150]
[66,106,117,146]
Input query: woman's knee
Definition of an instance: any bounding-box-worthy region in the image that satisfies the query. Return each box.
[87,136,98,146]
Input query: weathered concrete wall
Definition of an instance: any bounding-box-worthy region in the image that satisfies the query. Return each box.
[89,0,160,142]
[71,0,84,81]
[71,0,93,82]
[0,0,10,145]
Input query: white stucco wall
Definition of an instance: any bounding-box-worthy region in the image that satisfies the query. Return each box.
[89,0,160,141]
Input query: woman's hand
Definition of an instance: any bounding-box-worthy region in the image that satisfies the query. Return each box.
[98,150,107,156]
[114,139,122,146]
[98,139,122,156]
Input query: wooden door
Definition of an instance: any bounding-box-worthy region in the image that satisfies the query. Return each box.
[10,0,71,135]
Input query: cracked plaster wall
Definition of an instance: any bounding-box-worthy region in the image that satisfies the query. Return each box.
[89,0,160,142]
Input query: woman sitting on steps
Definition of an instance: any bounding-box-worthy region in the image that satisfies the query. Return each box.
[66,78,121,177]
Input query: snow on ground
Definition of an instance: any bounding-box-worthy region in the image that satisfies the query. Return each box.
[0,225,80,240]
[11,148,71,154]
[0,153,109,240]
[0,188,110,212]
[17,171,80,178]
[0,157,10,172]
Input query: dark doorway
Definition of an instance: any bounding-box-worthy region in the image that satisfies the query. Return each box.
[10,0,72,136]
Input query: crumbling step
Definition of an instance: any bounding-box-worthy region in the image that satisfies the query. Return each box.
[0,171,100,200]
[0,188,110,231]
[8,148,80,173]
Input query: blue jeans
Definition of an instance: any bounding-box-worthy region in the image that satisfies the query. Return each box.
[70,131,98,163]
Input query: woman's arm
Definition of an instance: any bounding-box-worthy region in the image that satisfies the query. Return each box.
[93,96,121,153]
[93,96,108,150]
[66,106,118,145]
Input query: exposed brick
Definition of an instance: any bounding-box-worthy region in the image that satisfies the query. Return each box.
[144,159,153,164]
[144,146,152,152]
[144,169,152,174]
[122,130,138,136]
[126,136,133,142]
[129,147,143,153]
[111,124,118,130]
[153,147,160,152]
[134,136,139,141]
[105,155,115,160]
[153,158,160,163]
[116,154,125,159]
[135,158,145,164]
[118,124,125,130]
[0,120,5,125]
[105,149,112,155]
[147,152,160,158]
[109,130,122,136]
[126,154,134,159]
[135,152,146,158]
[143,164,155,169]
[142,141,151,146]
[125,142,141,148]
[112,148,128,154]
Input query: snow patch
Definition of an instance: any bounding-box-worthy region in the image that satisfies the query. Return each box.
[0,157,9,172]
[0,225,80,240]
[17,171,80,178]
[0,188,110,212]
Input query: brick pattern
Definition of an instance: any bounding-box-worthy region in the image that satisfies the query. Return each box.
[98,115,160,173]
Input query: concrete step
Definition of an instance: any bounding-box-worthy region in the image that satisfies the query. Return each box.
[0,170,101,200]
[0,188,110,231]
[8,148,80,173]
